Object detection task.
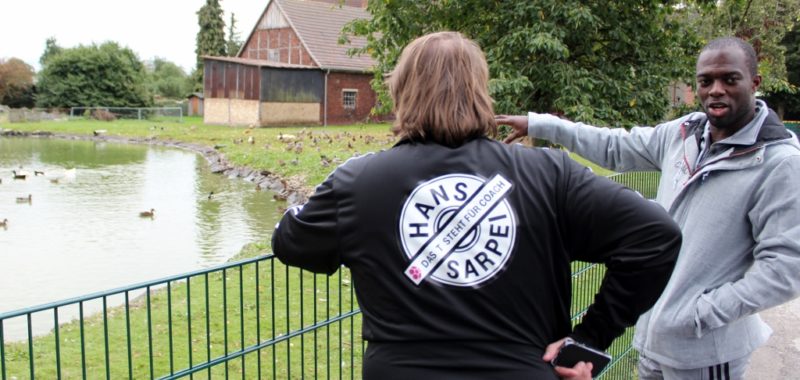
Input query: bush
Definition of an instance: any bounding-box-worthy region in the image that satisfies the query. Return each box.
[36,42,152,108]
[91,109,117,121]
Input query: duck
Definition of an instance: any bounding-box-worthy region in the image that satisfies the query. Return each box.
[34,170,45,176]
[12,170,27,180]
[0,219,7,228]
[16,194,32,203]
[139,208,155,218]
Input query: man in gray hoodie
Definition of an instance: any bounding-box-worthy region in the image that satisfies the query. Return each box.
[497,37,800,379]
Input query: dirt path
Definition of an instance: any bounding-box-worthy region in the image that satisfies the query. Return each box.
[745,297,800,379]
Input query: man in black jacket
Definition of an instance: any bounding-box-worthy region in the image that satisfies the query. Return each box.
[272,31,680,379]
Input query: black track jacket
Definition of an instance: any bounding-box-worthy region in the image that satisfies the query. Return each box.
[272,137,680,379]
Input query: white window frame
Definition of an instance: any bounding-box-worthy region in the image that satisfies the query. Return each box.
[267,49,280,61]
[342,89,358,110]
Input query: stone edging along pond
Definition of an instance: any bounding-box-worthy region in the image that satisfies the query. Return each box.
[0,129,311,205]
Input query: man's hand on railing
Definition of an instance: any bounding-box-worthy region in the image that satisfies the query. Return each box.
[543,337,594,380]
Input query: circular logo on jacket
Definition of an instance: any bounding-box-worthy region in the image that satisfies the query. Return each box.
[399,174,516,287]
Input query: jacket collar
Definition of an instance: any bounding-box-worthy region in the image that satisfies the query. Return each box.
[681,105,791,154]
[393,136,489,148]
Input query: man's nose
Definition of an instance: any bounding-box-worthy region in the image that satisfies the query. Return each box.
[708,80,725,96]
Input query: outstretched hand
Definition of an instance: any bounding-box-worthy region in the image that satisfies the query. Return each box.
[495,115,529,144]
[543,338,594,380]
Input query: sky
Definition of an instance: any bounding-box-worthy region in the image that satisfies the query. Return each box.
[1,0,266,73]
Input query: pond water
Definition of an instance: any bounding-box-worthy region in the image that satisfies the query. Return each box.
[0,138,281,334]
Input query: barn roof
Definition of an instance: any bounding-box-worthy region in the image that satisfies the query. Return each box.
[240,0,375,73]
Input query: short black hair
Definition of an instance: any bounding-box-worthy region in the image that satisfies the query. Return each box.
[700,37,758,77]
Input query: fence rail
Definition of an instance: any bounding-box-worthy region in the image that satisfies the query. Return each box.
[0,171,661,379]
[0,256,362,379]
[69,107,183,123]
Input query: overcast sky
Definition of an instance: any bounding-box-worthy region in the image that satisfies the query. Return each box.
[1,0,266,73]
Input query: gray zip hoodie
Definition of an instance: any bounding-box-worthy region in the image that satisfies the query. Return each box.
[526,100,800,368]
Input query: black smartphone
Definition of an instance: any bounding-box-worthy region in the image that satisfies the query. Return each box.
[551,338,612,377]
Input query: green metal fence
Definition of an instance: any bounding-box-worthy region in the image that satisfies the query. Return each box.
[0,171,661,380]
[786,120,800,137]
[0,257,362,379]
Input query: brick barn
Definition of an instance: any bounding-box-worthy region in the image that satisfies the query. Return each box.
[202,0,377,126]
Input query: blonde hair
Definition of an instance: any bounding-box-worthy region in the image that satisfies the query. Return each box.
[387,31,496,146]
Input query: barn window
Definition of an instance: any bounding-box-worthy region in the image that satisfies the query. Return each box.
[268,49,280,61]
[342,90,357,110]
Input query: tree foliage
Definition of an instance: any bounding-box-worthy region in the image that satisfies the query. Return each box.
[195,0,227,89]
[39,37,63,68]
[762,23,800,119]
[344,0,703,127]
[686,0,800,95]
[227,12,243,57]
[146,58,192,100]
[36,42,151,108]
[0,57,36,108]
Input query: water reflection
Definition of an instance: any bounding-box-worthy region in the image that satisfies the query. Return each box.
[1,138,148,169]
[0,138,281,337]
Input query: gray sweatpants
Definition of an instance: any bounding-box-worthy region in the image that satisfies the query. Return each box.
[638,352,751,380]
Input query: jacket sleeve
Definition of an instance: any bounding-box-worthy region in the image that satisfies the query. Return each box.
[558,154,681,349]
[526,112,678,173]
[694,156,800,336]
[271,173,342,275]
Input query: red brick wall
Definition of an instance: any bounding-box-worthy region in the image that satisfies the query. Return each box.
[323,72,376,124]
[241,27,315,67]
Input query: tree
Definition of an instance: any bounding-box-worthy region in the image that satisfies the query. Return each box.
[195,0,227,88]
[344,1,703,127]
[36,42,151,108]
[39,37,63,68]
[762,23,800,119]
[686,0,800,95]
[226,12,243,57]
[146,58,192,100]
[0,57,36,108]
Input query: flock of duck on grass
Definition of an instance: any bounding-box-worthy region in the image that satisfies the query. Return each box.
[0,167,155,229]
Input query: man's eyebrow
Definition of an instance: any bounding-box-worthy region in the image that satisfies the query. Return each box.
[696,71,742,78]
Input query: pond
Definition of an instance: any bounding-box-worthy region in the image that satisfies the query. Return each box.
[0,137,281,328]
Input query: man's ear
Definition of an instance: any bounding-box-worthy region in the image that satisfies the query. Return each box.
[752,74,762,93]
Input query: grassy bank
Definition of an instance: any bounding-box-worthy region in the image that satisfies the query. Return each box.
[1,117,400,189]
[1,117,613,191]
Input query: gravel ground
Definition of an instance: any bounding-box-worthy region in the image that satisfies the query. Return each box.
[745,297,800,379]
